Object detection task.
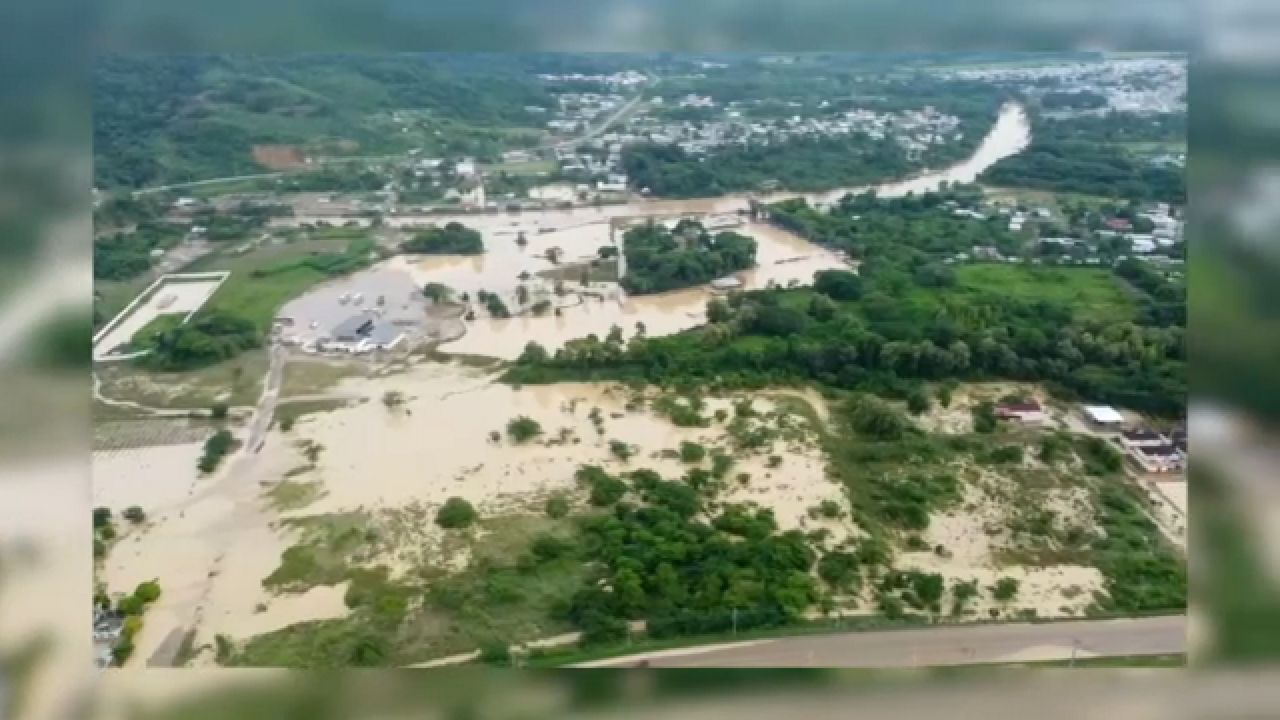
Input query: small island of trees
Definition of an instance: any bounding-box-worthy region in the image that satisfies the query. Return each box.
[620,219,757,295]
[400,222,484,255]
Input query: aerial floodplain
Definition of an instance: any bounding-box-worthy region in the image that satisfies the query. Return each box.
[91,52,1186,669]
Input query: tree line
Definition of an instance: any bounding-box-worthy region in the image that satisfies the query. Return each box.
[980,111,1186,203]
[510,191,1185,418]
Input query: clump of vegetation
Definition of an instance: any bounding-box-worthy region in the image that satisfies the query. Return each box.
[991,576,1020,602]
[618,220,757,295]
[709,450,734,480]
[817,552,861,593]
[436,497,478,529]
[400,222,484,255]
[142,311,261,372]
[544,492,571,519]
[984,444,1024,465]
[1090,483,1185,613]
[564,465,820,644]
[198,429,236,474]
[678,441,706,464]
[210,402,229,420]
[906,388,930,416]
[123,506,147,524]
[971,401,998,433]
[382,390,405,410]
[1074,436,1124,476]
[846,395,913,441]
[608,439,634,462]
[506,415,543,443]
[951,579,980,616]
[576,465,627,507]
[587,407,605,435]
[878,569,946,614]
[485,293,511,319]
[111,579,164,665]
[1038,433,1072,464]
[653,394,709,428]
[422,282,453,303]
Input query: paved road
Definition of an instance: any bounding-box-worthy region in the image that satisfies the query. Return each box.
[246,343,288,453]
[576,615,1185,668]
[548,92,646,151]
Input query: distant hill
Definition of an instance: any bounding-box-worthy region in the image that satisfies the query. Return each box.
[92,54,558,190]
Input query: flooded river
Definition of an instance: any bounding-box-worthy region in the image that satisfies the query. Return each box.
[276,103,1030,359]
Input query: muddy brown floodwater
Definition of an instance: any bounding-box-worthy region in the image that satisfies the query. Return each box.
[276,104,1029,360]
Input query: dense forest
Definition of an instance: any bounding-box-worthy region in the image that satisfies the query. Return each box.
[620,220,757,294]
[400,222,485,255]
[510,190,1186,417]
[980,111,1186,203]
[93,54,556,189]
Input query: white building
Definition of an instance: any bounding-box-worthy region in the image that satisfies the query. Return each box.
[1083,405,1125,427]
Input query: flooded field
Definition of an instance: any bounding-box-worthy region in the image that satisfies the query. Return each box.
[265,104,1029,360]
[91,103,1062,665]
[390,220,850,359]
[283,364,848,545]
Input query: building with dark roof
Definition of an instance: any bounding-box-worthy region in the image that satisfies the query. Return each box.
[1121,428,1168,449]
[1132,443,1185,473]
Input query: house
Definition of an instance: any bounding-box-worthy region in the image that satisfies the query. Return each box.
[1121,428,1168,450]
[1083,405,1125,428]
[1131,444,1185,473]
[996,401,1047,424]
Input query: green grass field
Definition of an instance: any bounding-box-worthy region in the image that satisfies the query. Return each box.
[95,277,154,331]
[980,185,1118,212]
[955,264,1137,322]
[126,313,187,351]
[185,236,353,331]
[482,159,556,177]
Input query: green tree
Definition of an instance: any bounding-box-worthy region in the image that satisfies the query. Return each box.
[506,416,543,443]
[991,576,1020,602]
[436,497,478,529]
[706,298,732,323]
[679,441,707,464]
[544,492,571,519]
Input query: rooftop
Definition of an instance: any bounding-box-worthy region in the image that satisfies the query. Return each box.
[1084,405,1125,424]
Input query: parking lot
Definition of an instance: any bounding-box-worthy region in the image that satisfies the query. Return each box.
[274,264,428,347]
